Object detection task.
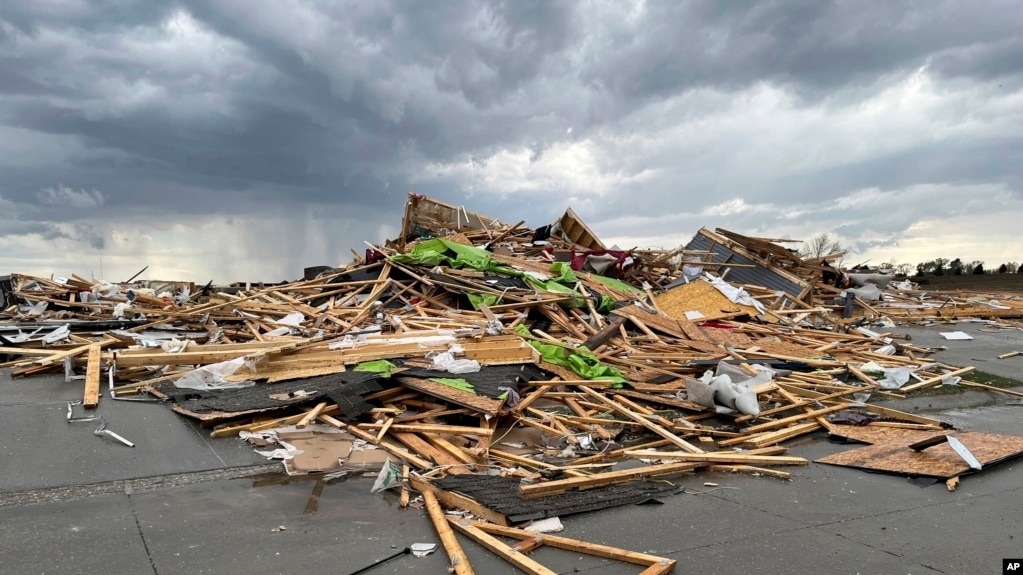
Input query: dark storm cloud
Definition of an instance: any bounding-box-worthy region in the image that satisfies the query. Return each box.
[1,0,1021,280]
[580,1,1023,103]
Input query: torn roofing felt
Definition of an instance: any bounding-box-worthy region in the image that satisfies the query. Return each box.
[396,364,548,399]
[435,474,677,524]
[156,371,383,416]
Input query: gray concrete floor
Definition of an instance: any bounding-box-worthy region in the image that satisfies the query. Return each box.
[3,323,1023,575]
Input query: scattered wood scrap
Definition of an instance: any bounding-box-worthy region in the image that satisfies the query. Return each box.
[3,191,1023,562]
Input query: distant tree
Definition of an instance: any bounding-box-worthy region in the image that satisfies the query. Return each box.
[965,260,984,275]
[973,263,985,274]
[933,258,949,276]
[999,263,1008,274]
[800,233,845,260]
[950,258,964,276]
[896,263,914,277]
[1004,262,1019,274]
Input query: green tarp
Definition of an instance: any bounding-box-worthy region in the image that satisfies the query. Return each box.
[516,326,627,386]
[354,360,398,377]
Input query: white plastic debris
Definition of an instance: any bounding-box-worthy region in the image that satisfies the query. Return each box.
[275,312,305,327]
[41,324,71,345]
[703,273,766,314]
[159,339,192,354]
[112,302,131,319]
[430,351,481,374]
[371,457,403,493]
[410,543,438,557]
[172,357,256,390]
[525,517,564,533]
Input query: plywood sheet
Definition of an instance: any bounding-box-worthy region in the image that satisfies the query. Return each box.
[655,279,760,322]
[827,424,942,446]
[753,337,824,359]
[817,431,1023,478]
[396,376,506,416]
[700,326,753,347]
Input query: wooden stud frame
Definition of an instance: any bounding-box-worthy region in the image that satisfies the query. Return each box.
[447,518,676,575]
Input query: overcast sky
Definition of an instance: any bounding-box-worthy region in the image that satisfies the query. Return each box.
[2,1,1022,283]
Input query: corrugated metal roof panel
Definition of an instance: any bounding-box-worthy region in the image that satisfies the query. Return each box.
[683,232,807,297]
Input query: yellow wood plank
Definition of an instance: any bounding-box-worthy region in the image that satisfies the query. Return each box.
[83,345,102,409]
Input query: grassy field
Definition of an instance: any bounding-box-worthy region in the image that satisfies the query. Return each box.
[915,273,1023,293]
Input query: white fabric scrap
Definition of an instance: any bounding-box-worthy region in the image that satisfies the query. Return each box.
[682,264,703,281]
[173,357,256,390]
[525,517,564,533]
[159,339,192,353]
[703,273,766,314]
[41,324,71,345]
[275,312,305,327]
[857,361,952,390]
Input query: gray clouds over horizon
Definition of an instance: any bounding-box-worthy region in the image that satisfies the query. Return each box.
[1,0,1021,282]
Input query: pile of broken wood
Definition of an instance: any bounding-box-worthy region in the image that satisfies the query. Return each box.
[3,192,1023,573]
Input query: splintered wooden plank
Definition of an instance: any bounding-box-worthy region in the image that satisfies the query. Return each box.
[388,431,471,474]
[342,425,434,470]
[611,306,689,340]
[423,491,476,575]
[624,450,808,466]
[518,461,701,499]
[489,449,588,478]
[741,404,848,434]
[611,389,706,412]
[579,386,704,454]
[719,421,820,448]
[708,465,792,480]
[448,518,557,575]
[360,422,494,437]
[83,345,102,409]
[396,377,505,416]
[409,478,509,526]
[899,366,976,393]
[469,522,677,574]
[817,431,1023,479]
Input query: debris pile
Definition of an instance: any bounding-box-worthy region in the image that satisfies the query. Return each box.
[3,192,1022,572]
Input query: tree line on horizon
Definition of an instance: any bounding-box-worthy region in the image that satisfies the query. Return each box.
[798,233,1021,277]
[911,258,1020,276]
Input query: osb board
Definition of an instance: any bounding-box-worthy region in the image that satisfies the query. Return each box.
[700,326,752,347]
[677,318,710,342]
[752,337,821,359]
[817,431,1023,478]
[655,280,760,322]
[682,340,727,355]
[827,424,942,446]
[396,376,506,416]
[170,402,282,423]
[611,306,688,339]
